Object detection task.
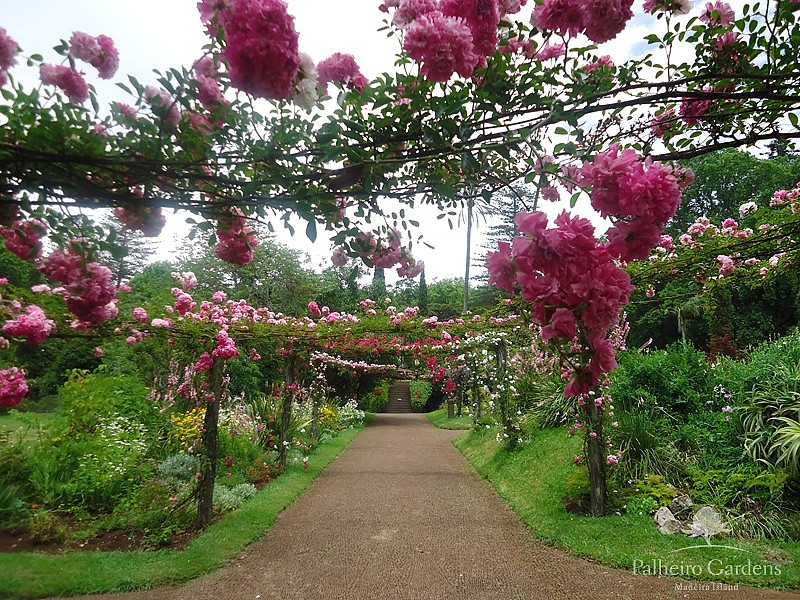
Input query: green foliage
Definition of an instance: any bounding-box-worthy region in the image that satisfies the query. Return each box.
[57,368,161,434]
[612,406,688,483]
[610,344,712,415]
[26,509,67,544]
[689,466,790,508]
[520,373,574,428]
[0,483,29,529]
[626,495,660,516]
[362,379,390,413]
[562,467,590,505]
[409,380,432,412]
[668,150,800,236]
[455,425,800,589]
[212,483,257,512]
[620,474,679,514]
[158,453,201,481]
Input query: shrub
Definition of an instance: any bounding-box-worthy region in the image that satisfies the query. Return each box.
[212,483,257,512]
[610,343,712,415]
[612,405,689,484]
[158,453,201,481]
[626,495,660,516]
[0,484,29,529]
[26,509,67,544]
[337,400,364,428]
[409,380,432,412]
[364,380,390,413]
[523,374,574,429]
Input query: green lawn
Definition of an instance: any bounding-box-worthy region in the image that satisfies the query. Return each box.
[0,424,365,599]
[0,412,55,443]
[454,425,800,591]
[426,408,473,430]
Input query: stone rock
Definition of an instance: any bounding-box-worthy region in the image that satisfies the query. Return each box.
[683,506,729,541]
[659,518,684,535]
[654,506,675,526]
[654,506,682,535]
[669,494,693,516]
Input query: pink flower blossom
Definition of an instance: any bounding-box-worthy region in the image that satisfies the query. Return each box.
[486,241,516,292]
[317,53,368,95]
[215,208,259,265]
[0,367,28,408]
[212,330,239,359]
[606,454,619,466]
[440,0,500,61]
[94,346,105,357]
[173,292,197,316]
[1,218,47,260]
[717,254,735,276]
[583,55,614,74]
[331,246,349,267]
[194,351,214,372]
[680,87,713,124]
[404,11,480,82]
[69,33,119,79]
[392,0,438,28]
[144,86,181,128]
[699,0,735,26]
[38,245,118,326]
[212,291,228,303]
[114,204,166,237]
[39,64,89,103]
[249,348,261,361]
[172,271,198,291]
[219,0,300,100]
[133,307,149,323]
[308,300,322,317]
[650,108,676,138]
[582,0,634,45]
[0,27,18,73]
[531,0,586,37]
[113,101,138,120]
[535,42,566,61]
[541,307,578,342]
[2,305,55,345]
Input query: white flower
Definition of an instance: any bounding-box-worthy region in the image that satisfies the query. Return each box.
[738,201,758,217]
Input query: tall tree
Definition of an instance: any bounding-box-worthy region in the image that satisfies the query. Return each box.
[475,185,536,280]
[417,269,428,315]
[371,267,386,300]
[98,213,158,286]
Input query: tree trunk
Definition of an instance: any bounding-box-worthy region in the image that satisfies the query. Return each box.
[196,360,222,529]
[463,198,473,314]
[585,401,607,517]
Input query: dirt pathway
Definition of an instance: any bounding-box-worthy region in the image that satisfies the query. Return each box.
[78,414,796,600]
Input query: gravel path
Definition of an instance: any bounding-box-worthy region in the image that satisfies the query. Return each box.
[80,414,796,600]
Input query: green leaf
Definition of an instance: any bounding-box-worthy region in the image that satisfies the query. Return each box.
[305,220,317,243]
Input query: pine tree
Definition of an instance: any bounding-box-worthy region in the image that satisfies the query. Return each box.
[474,184,536,280]
[417,268,428,315]
[371,267,386,299]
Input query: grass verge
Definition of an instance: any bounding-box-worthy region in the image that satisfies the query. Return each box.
[0,424,365,599]
[426,408,473,430]
[454,425,800,591]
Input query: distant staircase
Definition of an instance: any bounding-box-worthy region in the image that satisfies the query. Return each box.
[385,380,412,413]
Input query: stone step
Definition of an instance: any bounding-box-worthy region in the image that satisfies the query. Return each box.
[386,380,412,413]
